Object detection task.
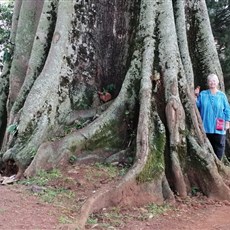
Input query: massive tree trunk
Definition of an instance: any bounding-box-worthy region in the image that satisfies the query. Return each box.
[1,0,230,228]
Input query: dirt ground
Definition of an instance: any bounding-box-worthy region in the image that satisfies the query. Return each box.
[1,163,230,230]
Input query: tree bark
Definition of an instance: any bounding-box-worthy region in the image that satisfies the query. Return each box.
[0,0,22,145]
[187,0,224,90]
[7,0,44,111]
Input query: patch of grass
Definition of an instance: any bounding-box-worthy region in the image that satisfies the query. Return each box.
[146,203,171,217]
[19,169,76,206]
[86,197,171,228]
[103,207,124,227]
[84,163,120,183]
[103,207,121,219]
[94,162,119,178]
[40,188,74,203]
[59,215,74,224]
[19,169,62,186]
[87,216,98,225]
[119,167,129,176]
[87,207,125,228]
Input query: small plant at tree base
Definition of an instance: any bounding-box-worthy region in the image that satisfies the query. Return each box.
[191,186,200,196]
[6,123,18,135]
[103,84,116,94]
[98,84,116,102]
[41,188,74,203]
[146,203,171,218]
[87,215,98,225]
[19,169,75,205]
[94,162,119,178]
[59,215,74,224]
[69,155,78,164]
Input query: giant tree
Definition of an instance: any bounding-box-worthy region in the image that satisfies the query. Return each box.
[1,0,230,228]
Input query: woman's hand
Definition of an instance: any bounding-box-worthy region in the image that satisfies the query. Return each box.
[194,86,200,97]
[226,121,230,130]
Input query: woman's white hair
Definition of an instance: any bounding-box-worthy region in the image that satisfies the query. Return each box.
[207,73,219,84]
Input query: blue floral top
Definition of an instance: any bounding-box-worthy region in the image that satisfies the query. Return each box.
[196,90,230,134]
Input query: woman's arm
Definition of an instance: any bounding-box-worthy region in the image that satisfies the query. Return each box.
[223,94,230,130]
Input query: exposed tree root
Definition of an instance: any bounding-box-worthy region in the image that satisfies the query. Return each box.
[2,0,59,152]
[73,10,176,227]
[187,135,230,200]
[74,171,174,230]
[64,101,112,126]
[24,51,142,177]
[2,0,74,173]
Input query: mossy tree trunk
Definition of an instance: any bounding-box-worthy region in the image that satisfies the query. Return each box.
[1,0,230,228]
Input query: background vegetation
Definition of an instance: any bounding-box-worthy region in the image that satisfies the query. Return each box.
[206,0,230,90]
[0,0,13,70]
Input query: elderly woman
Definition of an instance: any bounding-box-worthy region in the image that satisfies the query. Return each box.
[195,73,230,160]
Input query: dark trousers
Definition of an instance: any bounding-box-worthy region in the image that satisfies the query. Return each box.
[206,133,226,160]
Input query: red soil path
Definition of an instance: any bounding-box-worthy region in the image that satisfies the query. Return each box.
[1,164,230,230]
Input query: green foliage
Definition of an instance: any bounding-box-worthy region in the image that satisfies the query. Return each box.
[59,215,74,224]
[29,148,37,159]
[101,207,123,227]
[146,203,171,217]
[137,131,166,183]
[87,216,98,225]
[68,155,78,164]
[87,204,172,228]
[88,207,123,228]
[40,187,74,203]
[85,119,125,151]
[76,100,90,109]
[103,83,116,94]
[191,186,200,196]
[19,169,75,204]
[2,43,13,63]
[84,163,120,183]
[0,1,13,45]
[94,162,119,178]
[119,166,129,176]
[6,123,17,134]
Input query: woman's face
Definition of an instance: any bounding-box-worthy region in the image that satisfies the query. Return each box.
[208,78,218,89]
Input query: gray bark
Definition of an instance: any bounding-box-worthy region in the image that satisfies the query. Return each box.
[174,0,194,88]
[0,0,23,140]
[187,0,224,89]
[7,0,44,111]
[1,0,59,152]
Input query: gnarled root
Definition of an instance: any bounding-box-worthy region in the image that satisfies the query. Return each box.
[73,170,174,229]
